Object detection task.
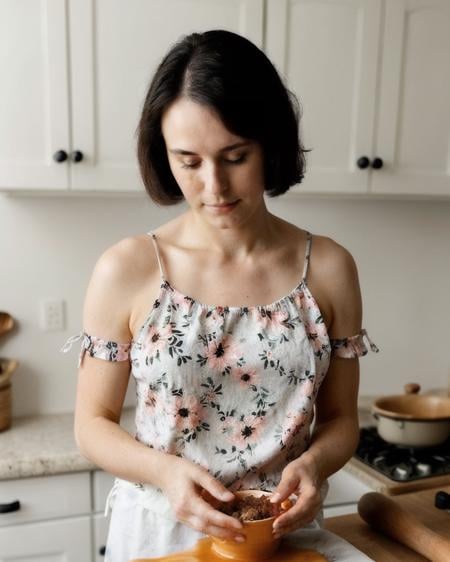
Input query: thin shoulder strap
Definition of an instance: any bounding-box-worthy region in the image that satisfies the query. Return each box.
[302,231,312,283]
[147,232,166,282]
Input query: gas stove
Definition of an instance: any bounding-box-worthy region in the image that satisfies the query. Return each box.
[355,426,450,482]
[345,426,450,495]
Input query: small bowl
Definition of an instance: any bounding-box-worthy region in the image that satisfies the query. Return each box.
[210,490,281,561]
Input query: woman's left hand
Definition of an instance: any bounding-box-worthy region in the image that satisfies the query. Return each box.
[270,453,324,538]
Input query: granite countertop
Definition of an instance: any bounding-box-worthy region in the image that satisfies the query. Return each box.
[0,408,136,480]
[0,399,377,481]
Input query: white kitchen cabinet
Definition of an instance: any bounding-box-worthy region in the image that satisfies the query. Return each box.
[0,473,92,561]
[266,0,382,195]
[0,471,117,561]
[372,0,450,196]
[0,0,263,193]
[0,1,71,191]
[93,471,115,560]
[0,472,90,526]
[266,0,450,197]
[93,513,110,560]
[0,516,92,561]
[323,468,372,518]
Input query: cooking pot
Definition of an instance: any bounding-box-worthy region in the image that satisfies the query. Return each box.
[372,383,450,447]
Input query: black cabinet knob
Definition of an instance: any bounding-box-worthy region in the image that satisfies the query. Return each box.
[357,156,370,169]
[53,150,68,163]
[99,545,106,556]
[435,490,450,510]
[0,500,21,514]
[372,157,384,169]
[71,150,84,163]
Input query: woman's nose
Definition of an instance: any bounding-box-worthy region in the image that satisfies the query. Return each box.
[202,163,228,195]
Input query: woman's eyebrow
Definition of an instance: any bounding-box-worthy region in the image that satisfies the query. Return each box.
[168,141,251,156]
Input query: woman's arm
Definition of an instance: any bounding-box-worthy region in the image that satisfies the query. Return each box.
[74,238,244,541]
[302,241,362,481]
[74,238,169,485]
[271,240,363,536]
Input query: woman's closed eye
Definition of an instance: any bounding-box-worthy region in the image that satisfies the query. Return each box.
[181,154,248,169]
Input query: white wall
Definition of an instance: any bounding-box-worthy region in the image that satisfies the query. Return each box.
[1,192,449,416]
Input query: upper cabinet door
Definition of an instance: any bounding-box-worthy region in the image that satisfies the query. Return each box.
[372,0,450,196]
[0,0,70,190]
[69,0,263,192]
[266,0,382,194]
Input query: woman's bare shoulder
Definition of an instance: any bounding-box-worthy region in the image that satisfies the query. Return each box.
[83,234,160,340]
[311,234,358,277]
[94,234,159,287]
[277,219,357,274]
[311,234,362,331]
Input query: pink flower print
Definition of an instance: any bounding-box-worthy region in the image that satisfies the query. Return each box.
[203,388,217,402]
[144,324,172,356]
[169,395,205,432]
[298,290,319,313]
[205,335,241,371]
[314,316,328,338]
[293,290,307,310]
[144,388,159,412]
[282,410,307,442]
[172,290,193,314]
[117,350,128,361]
[232,367,259,388]
[226,415,265,448]
[305,317,328,351]
[307,332,323,353]
[204,308,226,333]
[256,309,289,331]
[298,377,315,398]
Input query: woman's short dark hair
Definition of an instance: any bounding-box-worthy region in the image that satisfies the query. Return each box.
[136,29,308,205]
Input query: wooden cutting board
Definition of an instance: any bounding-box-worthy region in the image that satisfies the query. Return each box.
[326,485,450,561]
[131,538,327,562]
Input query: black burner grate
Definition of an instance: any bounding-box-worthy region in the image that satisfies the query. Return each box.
[354,427,450,482]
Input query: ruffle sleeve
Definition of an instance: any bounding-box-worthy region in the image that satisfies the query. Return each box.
[60,331,131,367]
[329,329,379,359]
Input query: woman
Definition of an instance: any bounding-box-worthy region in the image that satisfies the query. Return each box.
[64,30,378,561]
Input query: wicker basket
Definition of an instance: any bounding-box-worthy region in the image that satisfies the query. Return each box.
[0,383,11,432]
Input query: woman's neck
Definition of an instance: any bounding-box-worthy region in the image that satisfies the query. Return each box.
[181,207,282,260]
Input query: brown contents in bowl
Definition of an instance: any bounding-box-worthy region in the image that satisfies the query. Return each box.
[220,495,278,522]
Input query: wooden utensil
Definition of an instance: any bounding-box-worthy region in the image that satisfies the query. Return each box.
[358,492,450,562]
[0,359,17,432]
[0,312,14,337]
[0,359,18,389]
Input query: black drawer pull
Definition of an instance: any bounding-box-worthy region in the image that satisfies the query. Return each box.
[0,500,21,513]
[99,545,106,556]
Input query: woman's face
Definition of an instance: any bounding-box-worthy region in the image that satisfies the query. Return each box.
[161,97,267,227]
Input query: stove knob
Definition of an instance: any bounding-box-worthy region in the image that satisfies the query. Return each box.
[434,490,450,510]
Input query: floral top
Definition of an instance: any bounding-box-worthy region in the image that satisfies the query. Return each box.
[62,231,378,493]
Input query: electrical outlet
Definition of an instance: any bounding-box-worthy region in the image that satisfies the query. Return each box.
[40,299,65,331]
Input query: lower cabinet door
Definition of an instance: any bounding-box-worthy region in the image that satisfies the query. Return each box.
[93,512,111,561]
[0,515,92,561]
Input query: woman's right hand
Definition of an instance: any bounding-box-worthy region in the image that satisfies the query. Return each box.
[158,455,245,542]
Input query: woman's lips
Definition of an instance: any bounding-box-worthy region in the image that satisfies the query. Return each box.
[205,201,239,213]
